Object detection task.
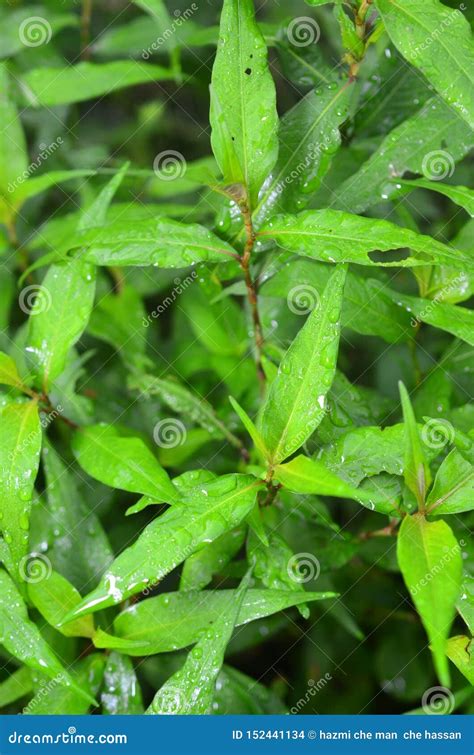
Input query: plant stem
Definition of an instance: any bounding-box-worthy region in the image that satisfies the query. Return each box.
[239,202,265,387]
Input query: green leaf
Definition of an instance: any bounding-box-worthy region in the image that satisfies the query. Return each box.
[24,655,105,715]
[101,651,144,714]
[389,292,474,346]
[0,6,77,58]
[260,264,346,464]
[0,569,95,705]
[397,513,462,686]
[210,0,278,207]
[20,61,174,107]
[376,0,474,129]
[254,82,352,225]
[72,424,178,501]
[333,98,473,213]
[180,526,246,591]
[399,382,431,508]
[0,352,28,392]
[40,442,113,594]
[0,666,33,708]
[274,455,373,504]
[213,665,287,714]
[0,63,27,207]
[131,373,242,448]
[229,395,267,459]
[0,400,41,577]
[96,587,336,655]
[27,570,95,638]
[62,475,262,619]
[26,259,96,389]
[146,571,251,714]
[397,178,474,218]
[446,636,474,686]
[260,210,472,272]
[73,217,238,268]
[426,449,474,515]
[10,170,96,211]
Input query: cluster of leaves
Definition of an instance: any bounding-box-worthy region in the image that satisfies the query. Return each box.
[0,0,473,715]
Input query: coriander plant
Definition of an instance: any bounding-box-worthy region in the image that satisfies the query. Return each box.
[0,0,473,716]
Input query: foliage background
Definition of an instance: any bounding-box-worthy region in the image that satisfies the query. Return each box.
[0,0,473,716]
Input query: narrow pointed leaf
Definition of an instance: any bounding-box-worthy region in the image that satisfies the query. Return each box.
[26,260,96,389]
[333,98,473,213]
[72,424,178,501]
[229,395,267,459]
[260,210,472,272]
[98,587,337,655]
[62,475,262,619]
[210,0,278,207]
[399,382,431,507]
[24,655,105,715]
[0,63,27,203]
[101,652,144,715]
[397,178,474,218]
[180,526,246,591]
[376,0,474,129]
[0,400,41,576]
[260,264,346,464]
[274,454,374,504]
[397,513,462,686]
[73,217,239,268]
[146,572,251,714]
[27,570,95,638]
[426,449,474,515]
[20,61,174,107]
[10,170,96,210]
[0,352,28,391]
[0,570,95,706]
